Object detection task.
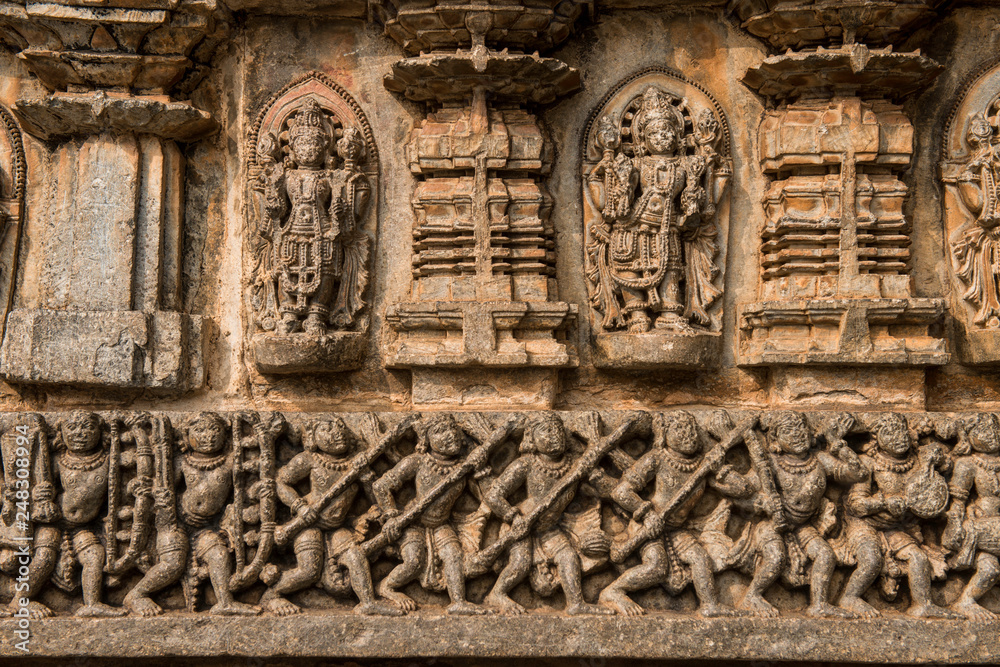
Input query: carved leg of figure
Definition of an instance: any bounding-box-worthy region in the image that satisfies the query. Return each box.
[261,530,323,616]
[738,523,783,618]
[378,529,424,612]
[804,538,853,619]
[341,545,402,616]
[622,284,651,333]
[951,552,1000,621]
[125,530,187,617]
[682,541,740,618]
[838,535,882,619]
[654,268,688,331]
[74,538,125,617]
[200,533,260,616]
[898,544,961,620]
[485,539,531,615]
[439,540,492,616]
[556,543,612,616]
[598,541,668,616]
[8,526,58,619]
[277,311,299,334]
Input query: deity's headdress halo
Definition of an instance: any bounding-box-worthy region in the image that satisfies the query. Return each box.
[288,99,329,143]
[633,87,684,144]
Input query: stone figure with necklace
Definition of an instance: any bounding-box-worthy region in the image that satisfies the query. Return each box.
[41,412,128,618]
[943,413,1000,620]
[842,413,960,619]
[482,413,616,616]
[598,410,754,617]
[261,417,400,617]
[372,414,493,615]
[752,412,866,619]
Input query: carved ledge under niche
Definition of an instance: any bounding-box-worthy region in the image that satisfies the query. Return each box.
[252,332,367,374]
[593,330,721,370]
[738,298,949,366]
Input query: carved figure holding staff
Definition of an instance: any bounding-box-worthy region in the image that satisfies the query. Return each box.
[600,411,754,617]
[744,412,866,619]
[372,414,502,615]
[481,413,649,616]
[262,416,409,616]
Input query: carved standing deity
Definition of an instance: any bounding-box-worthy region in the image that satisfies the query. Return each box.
[952,110,1000,329]
[255,100,371,335]
[586,86,726,335]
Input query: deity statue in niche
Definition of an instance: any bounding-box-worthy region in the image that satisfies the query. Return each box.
[254,99,371,336]
[586,86,726,335]
[953,106,1000,329]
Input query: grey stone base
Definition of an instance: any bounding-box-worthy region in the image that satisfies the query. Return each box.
[0,309,204,391]
[593,331,721,369]
[0,615,996,662]
[251,332,367,374]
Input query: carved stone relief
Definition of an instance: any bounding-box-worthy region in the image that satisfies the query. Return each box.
[737,2,949,367]
[246,72,379,374]
[3,408,1000,626]
[582,68,731,369]
[379,0,583,407]
[941,58,1000,365]
[0,0,223,391]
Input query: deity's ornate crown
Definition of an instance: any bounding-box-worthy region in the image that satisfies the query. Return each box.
[288,99,328,142]
[634,87,683,138]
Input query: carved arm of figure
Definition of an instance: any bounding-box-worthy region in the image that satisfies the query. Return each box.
[707,461,755,500]
[483,457,529,527]
[31,420,60,525]
[611,451,658,521]
[819,414,866,485]
[372,454,421,521]
[276,452,316,523]
[944,453,975,551]
[844,471,904,519]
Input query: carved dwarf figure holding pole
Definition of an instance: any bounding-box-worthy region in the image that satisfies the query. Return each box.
[372,414,504,615]
[842,413,959,619]
[586,87,724,334]
[482,413,645,616]
[258,99,371,335]
[601,411,754,617]
[262,416,409,616]
[943,413,1000,620]
[746,412,867,618]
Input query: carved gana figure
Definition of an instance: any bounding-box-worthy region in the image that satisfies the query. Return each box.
[953,110,1000,328]
[256,99,371,335]
[586,86,723,334]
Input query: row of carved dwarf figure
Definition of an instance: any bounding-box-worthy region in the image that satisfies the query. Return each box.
[4,409,1000,621]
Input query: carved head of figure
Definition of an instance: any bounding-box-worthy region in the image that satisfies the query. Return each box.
[657,411,700,458]
[524,413,568,459]
[307,417,355,458]
[634,88,683,158]
[596,115,620,154]
[967,112,995,153]
[968,413,1000,455]
[62,411,101,454]
[418,414,464,458]
[336,127,365,168]
[288,100,330,169]
[767,411,811,457]
[188,412,228,456]
[872,413,913,459]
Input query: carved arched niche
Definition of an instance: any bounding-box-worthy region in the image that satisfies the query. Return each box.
[246,72,379,374]
[0,106,24,347]
[942,59,1000,365]
[582,67,732,369]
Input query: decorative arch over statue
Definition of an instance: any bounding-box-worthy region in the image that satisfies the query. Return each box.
[582,67,732,369]
[0,105,25,348]
[246,72,379,374]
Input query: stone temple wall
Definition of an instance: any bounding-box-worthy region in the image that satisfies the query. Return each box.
[1,0,1000,662]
